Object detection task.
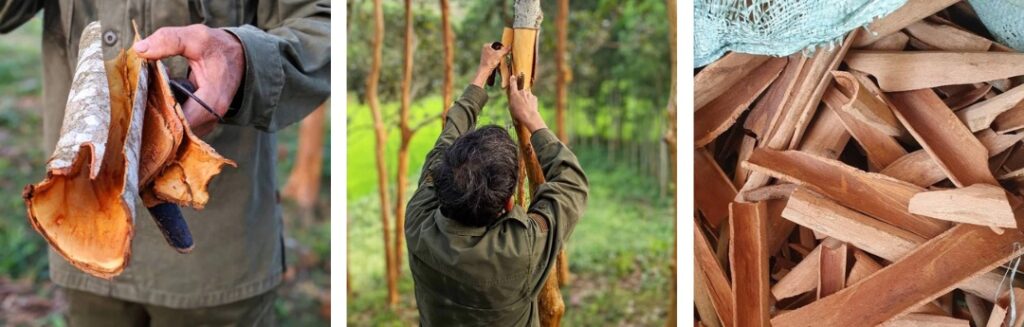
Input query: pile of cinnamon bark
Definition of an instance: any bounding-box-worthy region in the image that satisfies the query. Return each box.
[694,1,1024,326]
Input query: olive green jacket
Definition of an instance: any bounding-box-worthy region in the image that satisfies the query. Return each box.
[405,85,589,326]
[0,0,329,308]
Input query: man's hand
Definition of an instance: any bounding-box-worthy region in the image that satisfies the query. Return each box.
[508,75,546,133]
[134,24,246,136]
[471,43,510,88]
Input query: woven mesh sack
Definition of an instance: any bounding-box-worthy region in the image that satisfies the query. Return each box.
[695,0,907,67]
[969,0,1024,52]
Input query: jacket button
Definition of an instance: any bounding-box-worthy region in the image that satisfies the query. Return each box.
[103,30,118,45]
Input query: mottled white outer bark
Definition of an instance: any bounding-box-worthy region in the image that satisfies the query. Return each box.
[124,57,148,224]
[513,0,542,29]
[48,21,111,179]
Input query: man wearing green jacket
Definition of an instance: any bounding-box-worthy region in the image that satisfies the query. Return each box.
[0,1,329,325]
[405,44,589,326]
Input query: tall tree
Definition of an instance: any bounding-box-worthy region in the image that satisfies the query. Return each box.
[366,0,398,306]
[394,0,415,284]
[554,0,572,287]
[440,0,455,124]
[664,0,677,325]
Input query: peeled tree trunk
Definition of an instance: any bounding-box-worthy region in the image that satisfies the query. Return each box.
[23,21,235,278]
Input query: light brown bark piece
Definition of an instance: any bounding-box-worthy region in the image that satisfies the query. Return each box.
[787,30,859,149]
[771,202,1024,326]
[741,183,796,202]
[847,249,883,287]
[744,55,804,141]
[880,314,970,327]
[944,84,992,111]
[695,148,736,228]
[765,198,795,256]
[695,219,734,327]
[846,51,1024,92]
[987,303,1008,327]
[730,201,770,327]
[904,20,992,52]
[852,0,959,47]
[822,86,905,170]
[743,149,949,238]
[695,58,786,147]
[861,31,909,51]
[964,293,989,327]
[882,129,1020,187]
[957,84,1024,132]
[993,101,1024,134]
[695,53,770,110]
[695,267,724,327]
[771,244,820,301]
[816,238,847,299]
[909,184,1016,228]
[889,89,998,187]
[830,71,903,136]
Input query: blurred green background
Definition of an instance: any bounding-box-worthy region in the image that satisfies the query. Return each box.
[347,0,675,325]
[0,16,331,326]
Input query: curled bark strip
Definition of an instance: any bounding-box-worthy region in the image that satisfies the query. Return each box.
[695,57,786,148]
[845,51,1024,92]
[24,21,147,278]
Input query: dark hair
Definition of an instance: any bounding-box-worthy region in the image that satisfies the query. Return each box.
[434,125,519,227]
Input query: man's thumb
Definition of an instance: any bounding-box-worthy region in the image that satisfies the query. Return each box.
[134,26,194,60]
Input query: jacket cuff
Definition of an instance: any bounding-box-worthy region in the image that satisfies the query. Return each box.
[530,128,560,157]
[221,25,284,130]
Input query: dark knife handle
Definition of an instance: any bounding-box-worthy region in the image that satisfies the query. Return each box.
[147,203,195,253]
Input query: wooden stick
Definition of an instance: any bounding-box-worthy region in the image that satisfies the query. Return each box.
[744,149,949,238]
[695,148,737,228]
[888,89,998,187]
[845,51,1024,92]
[908,184,1016,228]
[695,58,786,147]
[695,219,734,327]
[730,201,770,327]
[852,0,959,47]
[816,238,847,299]
[957,84,1024,132]
[771,200,1024,326]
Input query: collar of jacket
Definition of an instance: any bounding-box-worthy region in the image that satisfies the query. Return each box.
[434,205,530,237]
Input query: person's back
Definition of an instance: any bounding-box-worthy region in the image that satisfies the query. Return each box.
[405,45,589,326]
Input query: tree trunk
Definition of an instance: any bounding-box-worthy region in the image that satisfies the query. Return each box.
[511,1,566,325]
[554,0,572,288]
[367,0,398,307]
[664,0,677,325]
[440,0,455,125]
[394,0,415,284]
[282,102,327,213]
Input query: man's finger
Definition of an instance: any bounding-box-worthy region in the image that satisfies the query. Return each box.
[135,25,204,60]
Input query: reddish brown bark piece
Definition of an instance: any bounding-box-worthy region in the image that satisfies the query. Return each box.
[943,84,992,111]
[816,238,847,299]
[908,184,1016,228]
[695,58,786,147]
[695,148,736,228]
[730,201,769,327]
[695,53,770,110]
[957,84,1024,132]
[743,149,949,238]
[847,250,882,287]
[695,219,734,327]
[830,71,902,136]
[771,201,1024,327]
[822,86,905,170]
[846,51,1024,92]
[904,20,992,52]
[860,31,909,51]
[888,89,997,187]
[772,243,820,301]
[852,0,960,47]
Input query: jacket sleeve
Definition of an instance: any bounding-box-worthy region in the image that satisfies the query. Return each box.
[528,128,589,246]
[405,85,488,229]
[0,0,43,33]
[221,0,330,132]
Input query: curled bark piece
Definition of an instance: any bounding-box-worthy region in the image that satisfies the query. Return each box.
[956,83,1024,132]
[845,51,1024,92]
[852,0,959,47]
[830,71,902,136]
[147,62,236,209]
[908,184,1016,228]
[695,53,770,110]
[904,20,992,52]
[695,57,786,148]
[24,21,148,278]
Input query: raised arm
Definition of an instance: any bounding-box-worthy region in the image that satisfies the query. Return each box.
[508,79,589,244]
[405,43,509,229]
[0,0,43,33]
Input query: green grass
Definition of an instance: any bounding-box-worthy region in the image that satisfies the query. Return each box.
[346,95,674,325]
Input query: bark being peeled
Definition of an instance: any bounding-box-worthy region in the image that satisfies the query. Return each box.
[23,21,235,278]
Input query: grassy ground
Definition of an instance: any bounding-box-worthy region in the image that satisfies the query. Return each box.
[0,17,331,326]
[347,95,674,326]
